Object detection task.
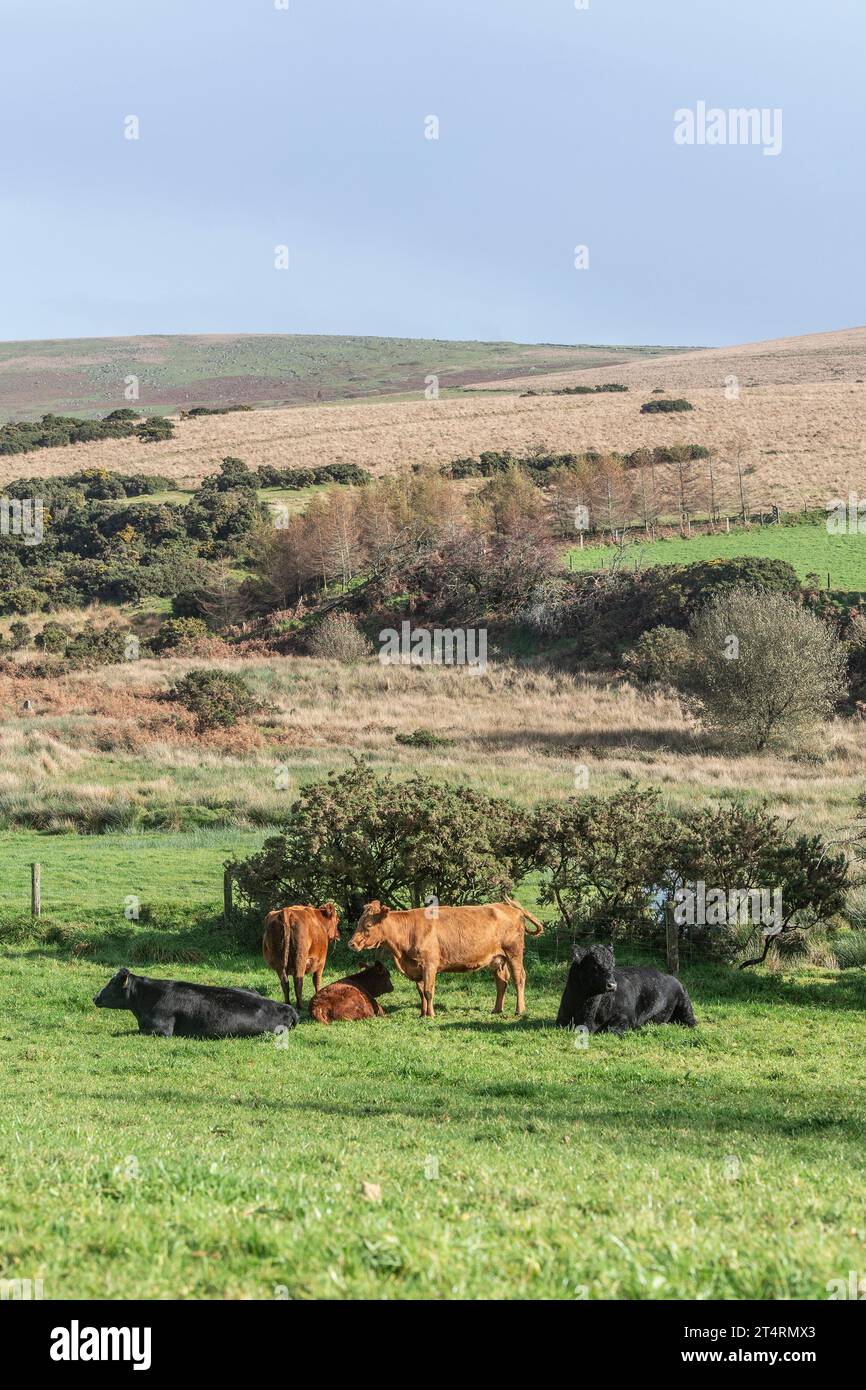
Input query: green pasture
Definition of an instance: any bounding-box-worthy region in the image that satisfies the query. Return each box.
[0,908,863,1300]
[568,521,866,593]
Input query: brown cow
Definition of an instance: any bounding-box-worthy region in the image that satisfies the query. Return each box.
[348,897,543,1018]
[309,962,394,1024]
[262,903,340,1008]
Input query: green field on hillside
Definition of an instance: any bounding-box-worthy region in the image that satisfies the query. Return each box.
[568,521,866,593]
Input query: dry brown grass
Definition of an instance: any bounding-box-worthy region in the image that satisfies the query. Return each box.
[2,655,862,836]
[3,329,864,514]
[470,325,866,391]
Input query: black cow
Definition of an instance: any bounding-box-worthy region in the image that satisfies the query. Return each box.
[93,968,300,1038]
[556,944,696,1035]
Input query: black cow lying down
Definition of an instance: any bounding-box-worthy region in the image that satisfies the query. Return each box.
[556,944,696,1035]
[93,968,300,1038]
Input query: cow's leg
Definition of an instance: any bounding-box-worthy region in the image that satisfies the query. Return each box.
[293,975,304,1009]
[311,967,323,995]
[415,982,426,1015]
[506,948,527,1015]
[492,961,509,1014]
[421,967,437,1019]
[278,970,292,1006]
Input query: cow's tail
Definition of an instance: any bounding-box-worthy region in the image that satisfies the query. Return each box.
[287,913,311,979]
[507,897,544,935]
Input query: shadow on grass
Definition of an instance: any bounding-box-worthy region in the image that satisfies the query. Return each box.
[73,1081,864,1144]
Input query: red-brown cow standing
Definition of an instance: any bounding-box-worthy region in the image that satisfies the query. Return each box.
[349,897,543,1018]
[262,903,340,1009]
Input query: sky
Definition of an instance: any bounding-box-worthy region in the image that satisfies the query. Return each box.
[0,0,863,347]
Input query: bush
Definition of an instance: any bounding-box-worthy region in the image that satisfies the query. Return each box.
[198,457,258,492]
[229,763,534,920]
[640,398,694,413]
[36,621,71,654]
[64,622,130,668]
[9,620,30,650]
[395,729,453,748]
[622,626,692,685]
[306,612,372,663]
[168,668,262,731]
[152,617,211,654]
[527,788,849,960]
[686,587,848,749]
[136,417,175,443]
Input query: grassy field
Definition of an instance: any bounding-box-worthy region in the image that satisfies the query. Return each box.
[1,918,863,1300]
[568,520,866,592]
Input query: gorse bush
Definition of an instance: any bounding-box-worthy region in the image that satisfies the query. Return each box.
[229,770,849,963]
[622,625,692,686]
[640,398,694,413]
[152,617,211,654]
[168,668,262,731]
[0,412,175,456]
[230,763,535,921]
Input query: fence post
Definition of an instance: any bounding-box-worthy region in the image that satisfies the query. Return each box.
[31,862,41,918]
[223,868,233,924]
[665,903,679,976]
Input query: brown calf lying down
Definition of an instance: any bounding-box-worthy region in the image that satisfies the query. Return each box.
[309,962,394,1024]
[349,897,543,1018]
[262,903,340,1009]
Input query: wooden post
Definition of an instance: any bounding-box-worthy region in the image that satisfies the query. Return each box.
[223,868,233,924]
[665,903,679,976]
[31,862,41,918]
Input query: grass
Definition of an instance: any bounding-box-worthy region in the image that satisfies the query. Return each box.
[1,657,864,841]
[568,519,866,592]
[0,920,863,1300]
[0,828,267,916]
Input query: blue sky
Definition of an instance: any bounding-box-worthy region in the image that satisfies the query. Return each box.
[1,0,862,346]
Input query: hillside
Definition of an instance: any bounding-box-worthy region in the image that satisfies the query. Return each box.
[1,328,863,516]
[0,333,681,422]
[466,325,866,393]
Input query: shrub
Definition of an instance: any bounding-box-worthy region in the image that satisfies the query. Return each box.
[9,620,30,650]
[395,729,453,748]
[136,416,175,443]
[152,617,211,654]
[199,457,258,492]
[229,763,534,920]
[306,612,372,663]
[168,668,262,731]
[36,621,71,654]
[622,626,692,685]
[527,788,849,961]
[64,622,129,668]
[640,398,694,413]
[686,587,848,749]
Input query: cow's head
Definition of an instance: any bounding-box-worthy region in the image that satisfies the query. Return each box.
[318,902,341,941]
[572,944,617,994]
[358,960,394,995]
[93,967,134,1009]
[349,900,390,951]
